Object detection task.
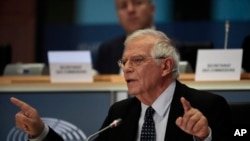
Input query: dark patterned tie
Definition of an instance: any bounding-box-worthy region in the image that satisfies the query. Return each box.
[140,106,156,141]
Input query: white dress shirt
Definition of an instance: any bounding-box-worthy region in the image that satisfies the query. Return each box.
[135,80,212,141]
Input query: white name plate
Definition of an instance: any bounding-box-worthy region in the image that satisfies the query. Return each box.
[195,49,243,81]
[48,51,93,83]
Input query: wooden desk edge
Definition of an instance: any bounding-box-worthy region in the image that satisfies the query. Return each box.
[0,73,250,84]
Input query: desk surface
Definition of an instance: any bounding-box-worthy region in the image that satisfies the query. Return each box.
[1,74,250,92]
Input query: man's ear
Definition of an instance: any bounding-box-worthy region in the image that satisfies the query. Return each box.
[161,58,174,76]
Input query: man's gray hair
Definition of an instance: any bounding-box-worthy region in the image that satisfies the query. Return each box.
[124,29,180,78]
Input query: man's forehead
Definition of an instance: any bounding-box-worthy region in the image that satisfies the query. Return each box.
[122,52,149,58]
[124,43,152,57]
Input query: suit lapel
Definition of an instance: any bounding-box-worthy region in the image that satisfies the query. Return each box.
[126,101,141,140]
[115,98,141,141]
[164,81,184,141]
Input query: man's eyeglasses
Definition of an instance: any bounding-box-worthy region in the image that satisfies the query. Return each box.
[117,55,166,68]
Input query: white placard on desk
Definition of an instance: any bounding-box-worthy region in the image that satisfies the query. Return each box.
[48,51,93,83]
[195,49,243,81]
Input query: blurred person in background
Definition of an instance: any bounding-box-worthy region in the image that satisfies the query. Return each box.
[94,0,156,74]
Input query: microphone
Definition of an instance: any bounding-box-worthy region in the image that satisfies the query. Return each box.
[85,118,122,141]
[224,20,230,49]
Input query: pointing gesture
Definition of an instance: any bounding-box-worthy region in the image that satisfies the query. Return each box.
[176,97,210,140]
[10,97,45,137]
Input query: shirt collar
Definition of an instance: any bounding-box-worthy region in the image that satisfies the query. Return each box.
[141,80,176,117]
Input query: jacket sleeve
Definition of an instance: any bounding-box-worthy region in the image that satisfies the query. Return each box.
[42,127,64,141]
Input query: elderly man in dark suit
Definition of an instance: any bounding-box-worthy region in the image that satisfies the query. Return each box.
[11,29,232,141]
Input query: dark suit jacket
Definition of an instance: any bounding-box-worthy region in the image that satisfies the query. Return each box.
[94,35,126,74]
[242,35,250,72]
[94,80,232,141]
[43,80,232,141]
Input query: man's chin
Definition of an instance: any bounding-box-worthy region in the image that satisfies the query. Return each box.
[127,26,144,34]
[127,89,138,96]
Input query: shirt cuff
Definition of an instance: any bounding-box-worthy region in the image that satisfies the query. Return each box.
[29,124,49,141]
[194,127,212,141]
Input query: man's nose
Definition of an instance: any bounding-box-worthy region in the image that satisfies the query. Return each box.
[126,3,136,12]
[123,60,134,72]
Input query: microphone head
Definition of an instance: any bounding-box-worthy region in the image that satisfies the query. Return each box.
[110,118,122,128]
[225,20,230,31]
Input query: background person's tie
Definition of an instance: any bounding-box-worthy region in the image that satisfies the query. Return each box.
[140,106,156,141]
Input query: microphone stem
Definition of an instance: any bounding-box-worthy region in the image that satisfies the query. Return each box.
[85,125,111,141]
[84,118,122,141]
[224,29,229,49]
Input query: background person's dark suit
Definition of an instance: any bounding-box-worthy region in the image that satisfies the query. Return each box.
[94,35,126,74]
[242,35,250,72]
